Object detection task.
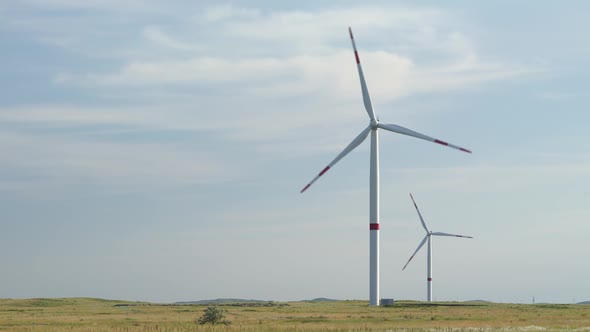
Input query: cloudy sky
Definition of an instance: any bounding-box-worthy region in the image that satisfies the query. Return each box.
[1,1,589,304]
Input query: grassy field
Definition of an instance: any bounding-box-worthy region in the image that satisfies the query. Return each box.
[0,297,589,331]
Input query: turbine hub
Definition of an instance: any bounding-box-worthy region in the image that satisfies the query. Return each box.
[370,119,379,129]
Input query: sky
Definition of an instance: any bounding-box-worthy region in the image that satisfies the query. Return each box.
[0,1,589,304]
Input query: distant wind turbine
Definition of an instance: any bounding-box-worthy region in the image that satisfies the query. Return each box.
[300,27,472,306]
[403,193,473,302]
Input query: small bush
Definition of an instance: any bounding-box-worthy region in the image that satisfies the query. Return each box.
[196,305,231,325]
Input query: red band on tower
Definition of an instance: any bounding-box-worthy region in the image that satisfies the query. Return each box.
[427,278,432,281]
[370,223,380,230]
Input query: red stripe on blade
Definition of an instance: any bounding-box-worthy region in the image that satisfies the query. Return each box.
[319,166,330,176]
[354,51,360,64]
[370,223,380,230]
[300,183,311,193]
[460,147,472,153]
[434,139,448,146]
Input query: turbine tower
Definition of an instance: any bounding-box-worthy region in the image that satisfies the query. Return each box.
[402,193,473,302]
[300,27,471,306]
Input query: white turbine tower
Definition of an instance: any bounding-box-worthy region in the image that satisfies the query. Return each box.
[300,27,472,306]
[403,193,473,302]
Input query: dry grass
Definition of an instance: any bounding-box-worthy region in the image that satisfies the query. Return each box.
[0,298,589,331]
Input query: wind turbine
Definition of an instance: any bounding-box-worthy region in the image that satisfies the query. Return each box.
[300,27,471,306]
[403,193,473,302]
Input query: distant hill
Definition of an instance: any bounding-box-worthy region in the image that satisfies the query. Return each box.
[175,298,340,305]
[302,298,339,302]
[577,301,590,305]
[175,298,270,305]
[465,300,492,303]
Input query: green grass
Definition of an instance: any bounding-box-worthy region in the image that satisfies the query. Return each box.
[0,298,589,331]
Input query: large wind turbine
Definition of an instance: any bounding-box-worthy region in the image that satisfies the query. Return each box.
[300,27,471,306]
[403,193,473,302]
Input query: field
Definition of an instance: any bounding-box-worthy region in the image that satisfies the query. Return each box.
[1,298,589,331]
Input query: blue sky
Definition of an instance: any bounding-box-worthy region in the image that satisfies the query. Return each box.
[1,1,589,304]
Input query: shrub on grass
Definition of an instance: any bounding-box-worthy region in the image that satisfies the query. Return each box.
[196,305,231,325]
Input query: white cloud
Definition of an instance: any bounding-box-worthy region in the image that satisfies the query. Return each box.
[535,91,576,101]
[389,160,590,194]
[62,50,532,105]
[15,0,164,12]
[202,4,261,22]
[221,6,446,45]
[0,130,236,193]
[44,4,539,102]
[142,26,202,52]
[0,105,212,131]
[7,3,541,96]
[88,56,296,85]
[1,3,543,186]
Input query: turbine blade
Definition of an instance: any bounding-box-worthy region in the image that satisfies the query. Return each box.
[300,126,371,193]
[431,232,473,239]
[378,123,472,154]
[349,27,376,121]
[410,193,429,232]
[402,235,428,270]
